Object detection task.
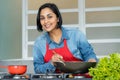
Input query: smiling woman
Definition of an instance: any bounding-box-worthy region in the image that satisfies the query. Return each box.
[0,0,22,60]
[33,3,98,74]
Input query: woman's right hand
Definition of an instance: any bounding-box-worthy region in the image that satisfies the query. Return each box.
[51,51,63,65]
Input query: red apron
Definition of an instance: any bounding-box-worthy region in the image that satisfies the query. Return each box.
[44,39,82,63]
[44,39,91,78]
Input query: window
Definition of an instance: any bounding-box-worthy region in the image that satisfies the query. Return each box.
[22,0,120,59]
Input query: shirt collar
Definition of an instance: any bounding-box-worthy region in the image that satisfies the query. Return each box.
[46,27,70,44]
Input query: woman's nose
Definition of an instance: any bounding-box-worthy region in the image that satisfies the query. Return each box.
[44,18,49,23]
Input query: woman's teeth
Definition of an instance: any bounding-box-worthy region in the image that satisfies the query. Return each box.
[45,24,50,28]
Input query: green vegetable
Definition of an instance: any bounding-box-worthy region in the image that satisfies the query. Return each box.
[89,53,120,80]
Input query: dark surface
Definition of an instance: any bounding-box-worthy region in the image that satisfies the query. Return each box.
[0,73,92,80]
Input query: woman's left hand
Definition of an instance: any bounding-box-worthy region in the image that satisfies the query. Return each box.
[88,59,96,62]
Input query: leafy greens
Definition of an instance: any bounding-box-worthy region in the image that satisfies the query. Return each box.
[89,53,120,80]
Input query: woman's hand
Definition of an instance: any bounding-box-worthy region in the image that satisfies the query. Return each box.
[51,51,63,65]
[88,58,96,62]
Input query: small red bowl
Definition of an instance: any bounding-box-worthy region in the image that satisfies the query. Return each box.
[8,65,27,75]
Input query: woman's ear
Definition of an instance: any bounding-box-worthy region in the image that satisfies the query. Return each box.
[57,18,59,22]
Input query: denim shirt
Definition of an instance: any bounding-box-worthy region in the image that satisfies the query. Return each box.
[33,27,98,73]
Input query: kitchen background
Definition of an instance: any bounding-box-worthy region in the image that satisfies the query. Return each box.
[0,0,120,73]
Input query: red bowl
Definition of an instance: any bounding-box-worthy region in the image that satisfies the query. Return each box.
[8,65,27,75]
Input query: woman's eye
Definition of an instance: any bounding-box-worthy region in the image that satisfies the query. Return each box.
[40,17,44,20]
[48,16,52,19]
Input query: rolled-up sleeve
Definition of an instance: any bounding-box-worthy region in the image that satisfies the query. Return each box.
[33,42,56,73]
[76,31,98,61]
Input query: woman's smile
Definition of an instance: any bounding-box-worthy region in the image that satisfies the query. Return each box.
[44,23,51,28]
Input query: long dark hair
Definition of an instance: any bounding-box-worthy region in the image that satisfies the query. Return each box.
[36,3,63,32]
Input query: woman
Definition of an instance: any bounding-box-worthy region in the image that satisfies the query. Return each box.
[33,3,98,73]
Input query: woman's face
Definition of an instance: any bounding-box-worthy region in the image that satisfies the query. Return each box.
[40,8,59,32]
